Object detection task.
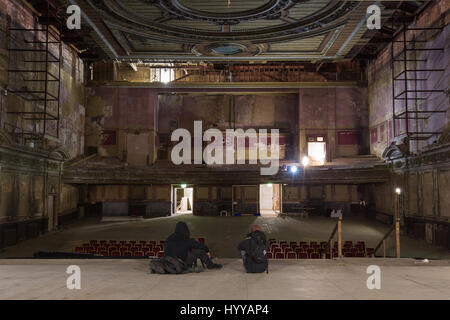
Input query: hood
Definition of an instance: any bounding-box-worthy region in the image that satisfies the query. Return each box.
[174,221,190,238]
[250,230,266,241]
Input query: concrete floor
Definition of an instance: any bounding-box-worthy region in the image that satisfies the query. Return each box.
[1,215,449,259]
[0,258,449,300]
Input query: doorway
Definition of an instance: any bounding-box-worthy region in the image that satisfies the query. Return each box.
[259,184,281,216]
[307,135,326,165]
[172,185,193,215]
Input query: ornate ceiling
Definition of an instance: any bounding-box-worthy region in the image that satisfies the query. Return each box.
[67,0,393,62]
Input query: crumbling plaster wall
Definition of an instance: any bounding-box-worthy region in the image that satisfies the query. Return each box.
[368,1,449,157]
[367,2,450,249]
[85,87,157,166]
[0,0,84,231]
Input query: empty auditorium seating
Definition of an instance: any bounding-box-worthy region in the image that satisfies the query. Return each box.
[73,238,197,258]
[75,238,374,259]
[263,239,373,259]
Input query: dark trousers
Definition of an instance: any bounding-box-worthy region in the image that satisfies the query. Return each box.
[185,249,210,268]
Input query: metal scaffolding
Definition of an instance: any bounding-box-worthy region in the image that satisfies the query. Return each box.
[391,14,446,142]
[7,0,62,147]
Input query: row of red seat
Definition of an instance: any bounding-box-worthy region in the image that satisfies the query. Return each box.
[267,239,374,258]
[74,238,206,257]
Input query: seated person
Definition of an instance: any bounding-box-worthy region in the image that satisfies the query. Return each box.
[237,225,269,273]
[164,221,222,270]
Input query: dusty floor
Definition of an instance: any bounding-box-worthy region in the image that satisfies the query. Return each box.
[1,215,449,260]
[0,258,449,300]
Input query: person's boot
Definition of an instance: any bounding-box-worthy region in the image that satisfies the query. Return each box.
[201,254,222,269]
[205,258,222,269]
[206,261,222,269]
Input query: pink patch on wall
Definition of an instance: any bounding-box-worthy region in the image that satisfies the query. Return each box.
[101,130,117,146]
[338,131,359,145]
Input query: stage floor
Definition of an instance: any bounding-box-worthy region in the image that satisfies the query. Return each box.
[0,258,449,300]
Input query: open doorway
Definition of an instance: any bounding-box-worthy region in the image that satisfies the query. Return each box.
[307,135,326,165]
[259,184,281,216]
[172,185,193,215]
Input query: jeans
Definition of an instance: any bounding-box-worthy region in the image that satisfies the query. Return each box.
[185,249,210,268]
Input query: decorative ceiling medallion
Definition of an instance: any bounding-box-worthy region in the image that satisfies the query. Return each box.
[144,0,308,25]
[192,42,267,57]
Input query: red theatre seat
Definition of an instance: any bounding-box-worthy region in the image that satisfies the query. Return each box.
[123,251,132,257]
[75,247,84,253]
[298,252,308,259]
[270,243,279,250]
[134,251,144,257]
[157,251,164,258]
[110,251,120,256]
[197,238,205,243]
[272,247,282,255]
[286,252,296,259]
[266,252,273,259]
[274,252,285,259]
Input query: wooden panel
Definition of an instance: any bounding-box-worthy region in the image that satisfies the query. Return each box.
[439,170,450,217]
[196,187,209,200]
[155,186,170,201]
[422,172,434,216]
[408,174,418,215]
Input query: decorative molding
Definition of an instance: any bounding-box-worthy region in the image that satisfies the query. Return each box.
[382,136,410,161]
[84,0,361,61]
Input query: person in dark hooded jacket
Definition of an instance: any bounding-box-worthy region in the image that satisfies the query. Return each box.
[164,221,222,270]
[237,225,269,273]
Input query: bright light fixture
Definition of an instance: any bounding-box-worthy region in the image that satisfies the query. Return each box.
[290,166,298,173]
[181,184,187,189]
[301,156,310,167]
[395,187,401,195]
[266,183,273,187]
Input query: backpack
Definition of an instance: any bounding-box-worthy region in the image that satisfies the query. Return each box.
[150,256,187,274]
[247,234,267,265]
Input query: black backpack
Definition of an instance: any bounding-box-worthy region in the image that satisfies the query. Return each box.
[247,234,267,265]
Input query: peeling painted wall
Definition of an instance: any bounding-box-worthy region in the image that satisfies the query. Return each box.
[0,0,84,235]
[368,1,450,157]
